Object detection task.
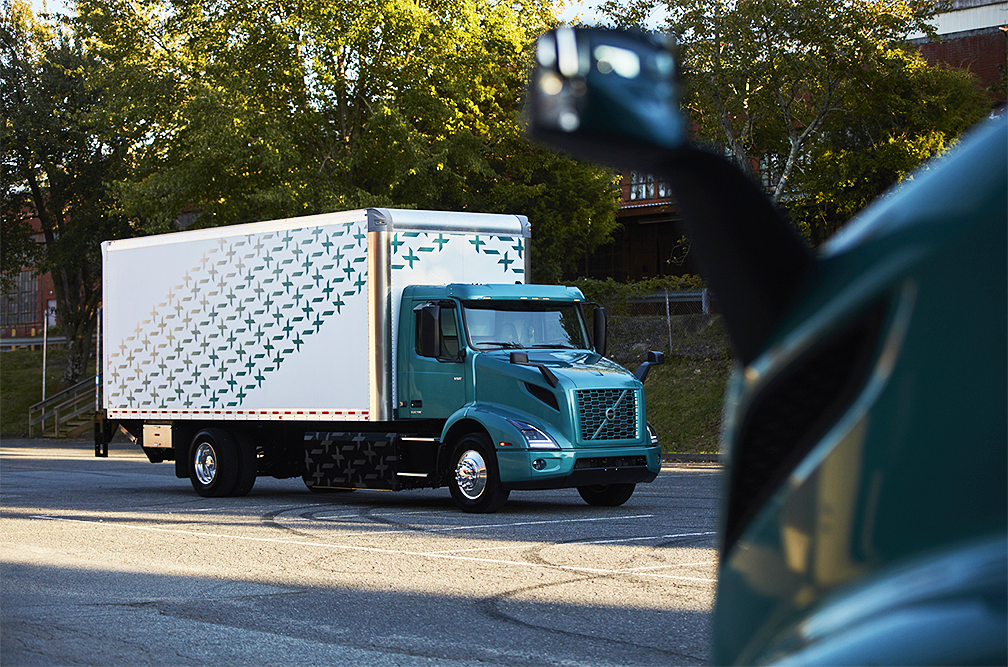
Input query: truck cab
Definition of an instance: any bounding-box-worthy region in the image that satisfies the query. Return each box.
[398,283,662,511]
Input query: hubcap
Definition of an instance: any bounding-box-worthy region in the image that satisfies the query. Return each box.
[193,442,217,486]
[455,449,487,500]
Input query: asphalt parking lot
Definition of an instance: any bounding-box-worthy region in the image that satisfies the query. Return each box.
[1,437,721,666]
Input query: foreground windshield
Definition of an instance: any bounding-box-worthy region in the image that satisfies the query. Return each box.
[462,300,590,350]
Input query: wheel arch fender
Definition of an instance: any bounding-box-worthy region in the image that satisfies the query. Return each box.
[441,406,533,485]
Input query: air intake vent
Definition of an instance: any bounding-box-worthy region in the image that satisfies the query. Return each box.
[577,389,639,440]
[723,301,887,554]
[525,382,559,411]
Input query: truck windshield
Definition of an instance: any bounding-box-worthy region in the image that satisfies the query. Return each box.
[461,300,591,350]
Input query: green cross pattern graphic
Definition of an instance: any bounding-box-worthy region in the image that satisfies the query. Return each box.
[108,224,524,411]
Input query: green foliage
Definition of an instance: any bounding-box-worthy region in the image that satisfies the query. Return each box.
[2,1,139,384]
[789,50,989,244]
[74,0,621,273]
[597,0,982,215]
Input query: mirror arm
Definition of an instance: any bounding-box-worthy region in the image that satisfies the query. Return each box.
[634,350,665,383]
[510,351,560,388]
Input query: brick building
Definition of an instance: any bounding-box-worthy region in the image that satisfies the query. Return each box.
[576,172,697,282]
[1,216,57,340]
[914,0,1007,104]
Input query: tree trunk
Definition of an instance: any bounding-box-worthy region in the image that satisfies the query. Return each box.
[51,260,101,389]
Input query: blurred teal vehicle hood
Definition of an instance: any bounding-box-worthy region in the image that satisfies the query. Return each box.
[711,115,1007,666]
[523,28,1005,665]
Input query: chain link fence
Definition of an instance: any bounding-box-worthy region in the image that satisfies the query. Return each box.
[587,290,731,366]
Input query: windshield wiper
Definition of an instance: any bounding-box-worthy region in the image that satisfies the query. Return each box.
[528,344,577,349]
[476,341,523,349]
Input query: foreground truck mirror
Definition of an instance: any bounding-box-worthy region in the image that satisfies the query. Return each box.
[633,350,664,383]
[415,303,441,358]
[592,306,607,357]
[527,27,815,366]
[527,27,685,170]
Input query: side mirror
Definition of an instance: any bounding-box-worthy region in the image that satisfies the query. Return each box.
[634,350,665,383]
[593,306,608,357]
[415,303,441,358]
[527,27,685,171]
[527,27,816,367]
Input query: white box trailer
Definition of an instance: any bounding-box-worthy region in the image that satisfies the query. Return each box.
[96,208,662,512]
[100,208,529,422]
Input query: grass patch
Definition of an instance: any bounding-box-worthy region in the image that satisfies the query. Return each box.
[641,355,732,454]
[1,349,95,437]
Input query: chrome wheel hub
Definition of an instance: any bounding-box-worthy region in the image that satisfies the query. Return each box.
[194,442,217,486]
[455,450,487,500]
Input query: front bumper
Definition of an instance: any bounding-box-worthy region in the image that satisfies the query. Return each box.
[499,445,661,490]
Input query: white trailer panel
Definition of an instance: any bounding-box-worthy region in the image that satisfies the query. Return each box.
[102,209,528,422]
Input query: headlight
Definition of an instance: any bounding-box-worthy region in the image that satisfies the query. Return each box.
[647,422,659,446]
[506,419,560,450]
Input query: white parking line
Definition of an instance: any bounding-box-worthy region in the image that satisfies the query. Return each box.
[425,514,655,532]
[583,530,716,545]
[32,514,717,583]
[289,513,656,537]
[621,561,718,573]
[427,543,540,555]
[309,513,364,520]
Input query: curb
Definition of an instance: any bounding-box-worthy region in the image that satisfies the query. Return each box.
[661,453,721,465]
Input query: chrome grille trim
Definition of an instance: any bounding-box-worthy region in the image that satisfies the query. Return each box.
[576,389,640,441]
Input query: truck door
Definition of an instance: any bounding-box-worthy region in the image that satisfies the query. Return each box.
[400,301,468,418]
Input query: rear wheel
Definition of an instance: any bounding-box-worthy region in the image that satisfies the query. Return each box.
[449,433,509,513]
[189,428,239,497]
[577,483,636,506]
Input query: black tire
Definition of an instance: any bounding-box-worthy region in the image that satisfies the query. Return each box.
[577,483,636,507]
[448,433,509,513]
[189,428,239,497]
[230,431,258,497]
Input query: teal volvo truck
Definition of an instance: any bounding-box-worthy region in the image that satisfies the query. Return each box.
[528,27,1006,665]
[95,208,663,511]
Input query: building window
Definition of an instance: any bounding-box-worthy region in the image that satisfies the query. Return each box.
[628,172,671,201]
[1,270,40,329]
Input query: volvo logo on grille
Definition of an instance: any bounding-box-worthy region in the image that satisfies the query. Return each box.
[605,407,616,420]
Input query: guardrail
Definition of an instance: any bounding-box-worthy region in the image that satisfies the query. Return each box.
[28,377,95,438]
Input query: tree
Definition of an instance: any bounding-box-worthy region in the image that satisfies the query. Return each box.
[789,49,989,244]
[600,0,945,203]
[2,1,138,386]
[76,0,621,280]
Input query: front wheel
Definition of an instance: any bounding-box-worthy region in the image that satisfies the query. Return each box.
[448,434,509,513]
[577,483,636,507]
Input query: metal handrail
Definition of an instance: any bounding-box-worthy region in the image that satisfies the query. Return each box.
[28,377,95,438]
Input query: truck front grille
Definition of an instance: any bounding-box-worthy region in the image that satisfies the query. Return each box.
[576,389,639,441]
